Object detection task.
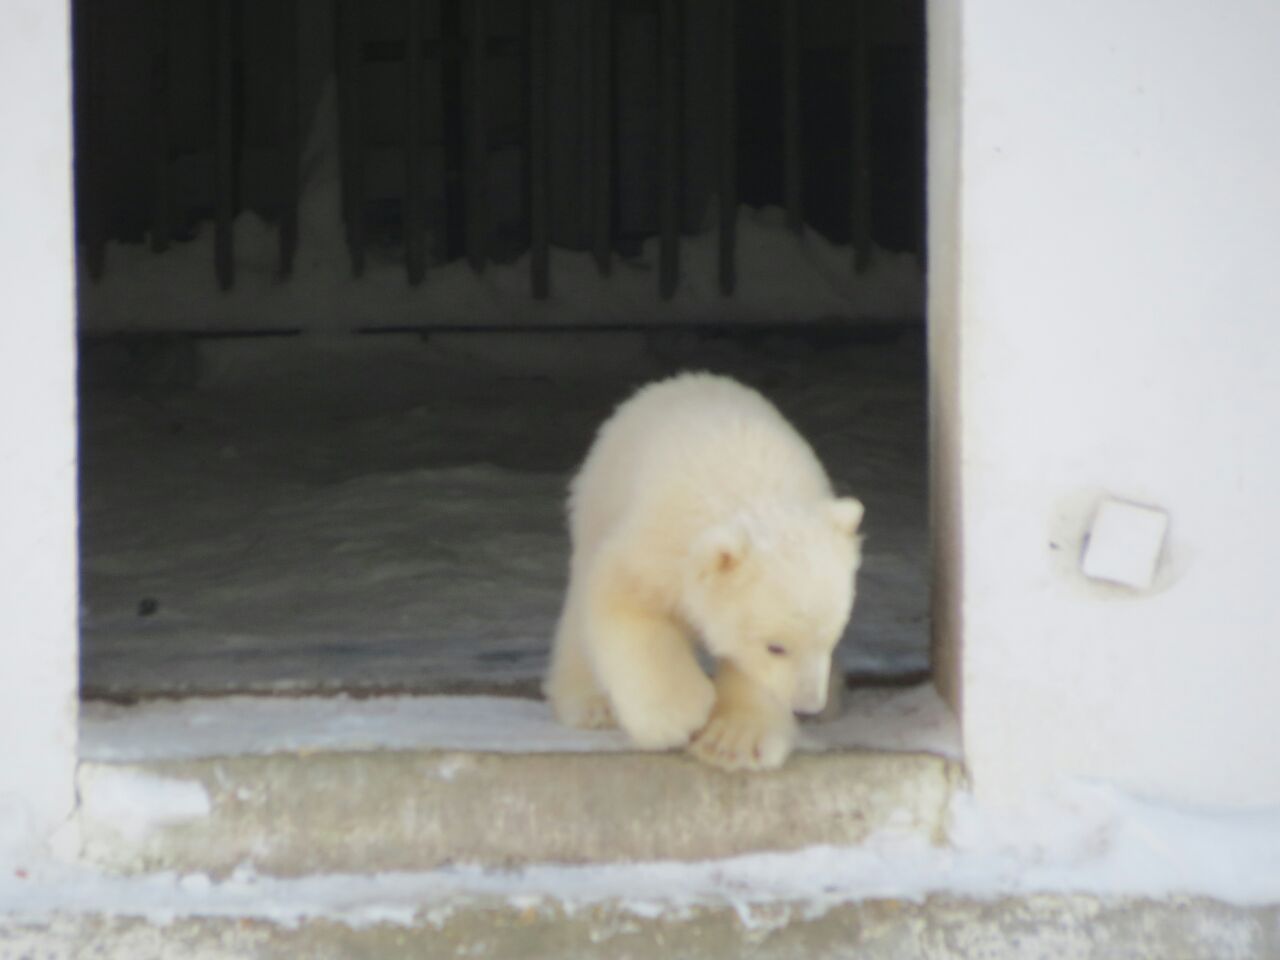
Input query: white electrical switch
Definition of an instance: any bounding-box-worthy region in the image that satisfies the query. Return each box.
[1081,498,1169,590]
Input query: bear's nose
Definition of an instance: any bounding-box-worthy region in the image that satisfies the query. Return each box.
[792,691,828,715]
[791,660,830,714]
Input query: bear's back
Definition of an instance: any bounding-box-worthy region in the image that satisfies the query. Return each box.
[568,373,831,553]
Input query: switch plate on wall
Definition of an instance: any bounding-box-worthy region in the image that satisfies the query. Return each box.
[1081,498,1169,590]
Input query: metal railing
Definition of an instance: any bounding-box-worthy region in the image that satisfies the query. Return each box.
[75,0,913,300]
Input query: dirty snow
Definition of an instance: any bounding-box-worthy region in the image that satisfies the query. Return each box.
[3,783,1279,928]
[79,328,929,698]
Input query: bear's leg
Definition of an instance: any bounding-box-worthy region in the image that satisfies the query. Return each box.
[545,578,616,729]
[589,582,715,751]
[689,660,798,771]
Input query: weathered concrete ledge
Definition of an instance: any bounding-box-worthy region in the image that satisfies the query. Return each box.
[3,894,1277,960]
[78,749,960,876]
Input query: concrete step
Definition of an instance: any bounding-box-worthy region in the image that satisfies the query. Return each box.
[21,690,1277,957]
[4,893,1276,959]
[76,687,962,876]
[78,749,960,876]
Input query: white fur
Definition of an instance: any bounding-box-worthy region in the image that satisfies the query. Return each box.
[544,373,864,771]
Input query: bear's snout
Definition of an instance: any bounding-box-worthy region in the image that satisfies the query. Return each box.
[791,659,831,715]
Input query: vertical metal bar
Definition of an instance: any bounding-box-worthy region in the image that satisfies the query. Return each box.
[782,0,802,235]
[149,0,172,252]
[214,0,235,290]
[528,0,549,298]
[339,0,366,276]
[79,0,107,280]
[914,51,927,267]
[590,0,612,276]
[405,0,427,284]
[440,0,464,260]
[465,0,488,273]
[279,0,299,276]
[658,0,680,300]
[850,0,872,272]
[718,0,736,296]
[336,0,351,254]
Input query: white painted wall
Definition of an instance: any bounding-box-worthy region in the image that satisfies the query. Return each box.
[0,3,80,851]
[946,0,1280,806]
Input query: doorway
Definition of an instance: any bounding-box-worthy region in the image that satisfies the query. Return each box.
[73,0,930,705]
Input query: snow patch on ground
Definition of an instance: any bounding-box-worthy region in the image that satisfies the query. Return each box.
[80,329,929,697]
[81,207,925,333]
[78,685,961,763]
[76,769,210,841]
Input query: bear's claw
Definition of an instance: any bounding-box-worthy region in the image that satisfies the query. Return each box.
[552,691,618,730]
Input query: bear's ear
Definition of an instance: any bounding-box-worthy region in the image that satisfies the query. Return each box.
[828,497,865,537]
[696,521,752,578]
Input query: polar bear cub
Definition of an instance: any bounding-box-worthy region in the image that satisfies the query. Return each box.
[544,372,863,771]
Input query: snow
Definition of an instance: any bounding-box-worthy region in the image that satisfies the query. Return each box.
[79,83,923,334]
[81,205,925,333]
[79,328,930,698]
[3,782,1279,928]
[77,685,960,763]
[76,770,210,842]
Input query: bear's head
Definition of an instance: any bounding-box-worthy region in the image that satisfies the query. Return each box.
[683,497,864,714]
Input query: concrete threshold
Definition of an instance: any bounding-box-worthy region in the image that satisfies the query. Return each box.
[78,748,961,876]
[76,687,963,875]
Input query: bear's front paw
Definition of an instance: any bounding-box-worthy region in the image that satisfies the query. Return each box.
[615,672,716,751]
[689,703,797,772]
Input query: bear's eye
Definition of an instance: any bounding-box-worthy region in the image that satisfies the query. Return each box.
[766,644,788,657]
